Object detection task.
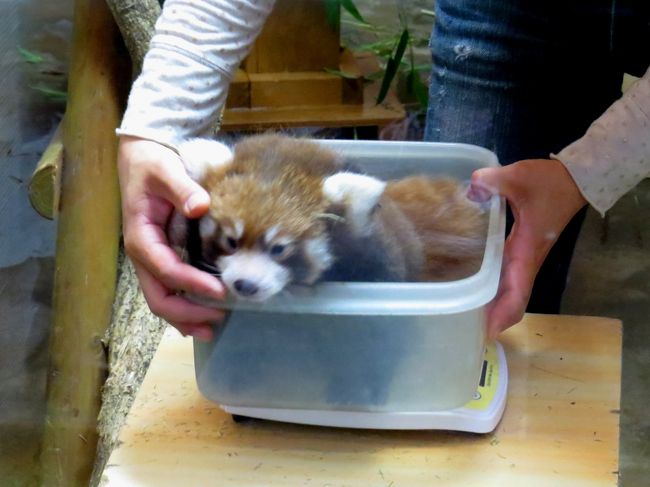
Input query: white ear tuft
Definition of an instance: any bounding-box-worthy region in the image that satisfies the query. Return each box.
[322,172,386,235]
[177,138,233,182]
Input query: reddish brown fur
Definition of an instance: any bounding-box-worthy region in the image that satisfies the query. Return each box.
[199,135,342,247]
[192,134,487,283]
[383,176,488,281]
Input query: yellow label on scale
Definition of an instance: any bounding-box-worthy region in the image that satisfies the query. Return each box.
[463,342,499,411]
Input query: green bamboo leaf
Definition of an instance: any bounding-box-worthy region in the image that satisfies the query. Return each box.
[324,67,358,79]
[408,68,429,109]
[412,63,433,73]
[340,18,380,32]
[376,28,409,104]
[30,85,67,102]
[324,0,340,31]
[18,46,43,64]
[376,57,397,104]
[341,0,368,25]
[394,28,410,63]
[363,70,384,81]
[356,36,401,55]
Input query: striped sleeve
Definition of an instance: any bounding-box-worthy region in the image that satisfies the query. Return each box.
[117,0,275,148]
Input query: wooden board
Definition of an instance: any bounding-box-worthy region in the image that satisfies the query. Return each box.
[102,314,621,487]
[244,0,339,74]
[222,101,404,131]
[224,69,250,109]
[221,52,406,131]
[249,71,343,108]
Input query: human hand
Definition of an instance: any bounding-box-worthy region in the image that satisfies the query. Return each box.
[118,136,226,340]
[468,159,587,339]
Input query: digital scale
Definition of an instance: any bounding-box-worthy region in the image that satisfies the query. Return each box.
[223,342,508,434]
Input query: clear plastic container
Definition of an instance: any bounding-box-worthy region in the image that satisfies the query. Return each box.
[194,140,505,413]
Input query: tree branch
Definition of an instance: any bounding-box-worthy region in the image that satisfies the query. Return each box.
[105,0,161,75]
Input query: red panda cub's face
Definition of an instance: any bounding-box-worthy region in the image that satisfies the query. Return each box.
[198,171,333,301]
[174,136,387,302]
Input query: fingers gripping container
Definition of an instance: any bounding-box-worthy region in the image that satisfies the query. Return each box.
[193,140,506,423]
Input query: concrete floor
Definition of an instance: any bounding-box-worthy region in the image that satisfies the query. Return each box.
[563,184,650,485]
[0,1,649,486]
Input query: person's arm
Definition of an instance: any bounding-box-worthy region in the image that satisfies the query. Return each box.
[119,0,275,145]
[470,68,650,338]
[117,0,275,340]
[553,70,650,216]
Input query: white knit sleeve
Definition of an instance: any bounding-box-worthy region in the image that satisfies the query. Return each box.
[552,67,650,216]
[117,0,275,148]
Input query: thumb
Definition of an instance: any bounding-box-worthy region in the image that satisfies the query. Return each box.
[181,183,210,219]
[155,158,211,218]
[468,167,502,202]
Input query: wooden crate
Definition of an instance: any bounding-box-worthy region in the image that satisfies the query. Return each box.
[223,0,404,130]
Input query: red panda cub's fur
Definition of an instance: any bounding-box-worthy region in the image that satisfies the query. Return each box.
[168,134,488,301]
[384,176,488,281]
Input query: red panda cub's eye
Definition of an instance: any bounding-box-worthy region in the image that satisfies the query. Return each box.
[226,237,238,251]
[268,240,294,259]
[219,233,239,254]
[264,226,292,259]
[269,244,286,257]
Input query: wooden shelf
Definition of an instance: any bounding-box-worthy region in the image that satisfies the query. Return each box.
[221,52,406,131]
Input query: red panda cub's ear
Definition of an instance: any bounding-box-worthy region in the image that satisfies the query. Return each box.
[322,172,386,237]
[177,138,233,183]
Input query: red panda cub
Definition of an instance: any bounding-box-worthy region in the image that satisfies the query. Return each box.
[168,134,488,301]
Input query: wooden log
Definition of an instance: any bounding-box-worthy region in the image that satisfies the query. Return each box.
[105,0,160,75]
[28,122,63,219]
[39,0,127,485]
[89,254,166,487]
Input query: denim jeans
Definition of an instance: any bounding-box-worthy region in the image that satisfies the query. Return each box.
[425,0,650,313]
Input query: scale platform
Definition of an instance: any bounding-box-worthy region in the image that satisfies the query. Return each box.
[223,341,508,434]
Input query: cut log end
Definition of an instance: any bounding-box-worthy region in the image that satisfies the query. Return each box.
[28,123,63,219]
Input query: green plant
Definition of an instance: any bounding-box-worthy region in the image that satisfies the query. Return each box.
[18,46,68,103]
[30,85,68,102]
[327,0,433,110]
[18,46,44,64]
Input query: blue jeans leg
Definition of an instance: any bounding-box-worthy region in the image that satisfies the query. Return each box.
[424,0,630,313]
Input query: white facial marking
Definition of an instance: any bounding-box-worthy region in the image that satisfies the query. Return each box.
[218,218,243,239]
[303,236,333,284]
[199,216,217,239]
[264,225,281,244]
[322,172,386,236]
[218,251,291,301]
[274,237,294,248]
[232,218,244,239]
[177,138,233,181]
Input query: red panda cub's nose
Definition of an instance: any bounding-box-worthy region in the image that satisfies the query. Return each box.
[233,279,259,297]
